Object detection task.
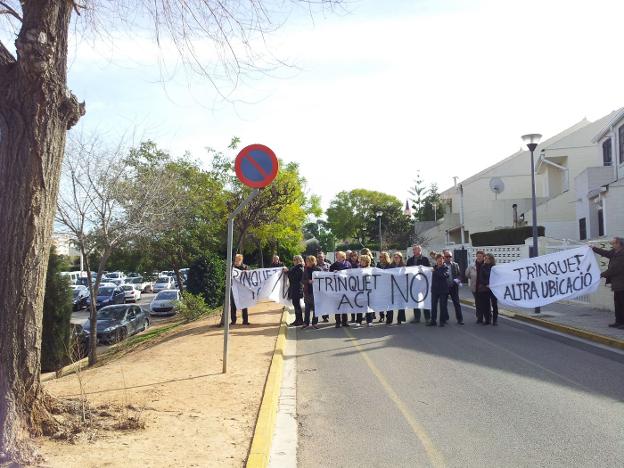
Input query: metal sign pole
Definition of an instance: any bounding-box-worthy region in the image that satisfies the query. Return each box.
[223,188,260,374]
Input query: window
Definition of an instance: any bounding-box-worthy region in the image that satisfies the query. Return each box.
[579,218,587,240]
[598,209,604,237]
[619,126,624,165]
[603,139,612,166]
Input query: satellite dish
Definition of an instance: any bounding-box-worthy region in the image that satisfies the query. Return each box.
[489,177,505,195]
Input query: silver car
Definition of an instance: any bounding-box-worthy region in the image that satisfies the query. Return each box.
[149,289,180,316]
[152,276,176,293]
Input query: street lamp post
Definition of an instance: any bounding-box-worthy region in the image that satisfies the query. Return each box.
[522,133,542,314]
[376,211,383,252]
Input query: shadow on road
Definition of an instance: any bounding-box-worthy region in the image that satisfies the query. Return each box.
[293,315,624,403]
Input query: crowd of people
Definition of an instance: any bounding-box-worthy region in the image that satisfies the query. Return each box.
[230,244,503,330]
[230,237,624,331]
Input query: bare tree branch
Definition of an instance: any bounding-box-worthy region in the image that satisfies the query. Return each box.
[0,1,22,22]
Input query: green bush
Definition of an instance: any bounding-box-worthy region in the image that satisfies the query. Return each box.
[470,226,545,247]
[175,292,212,322]
[41,247,74,372]
[186,253,225,308]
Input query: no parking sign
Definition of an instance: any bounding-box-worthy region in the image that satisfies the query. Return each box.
[234,144,279,188]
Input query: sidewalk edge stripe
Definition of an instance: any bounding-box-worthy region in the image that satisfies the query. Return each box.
[246,307,288,468]
[459,298,624,350]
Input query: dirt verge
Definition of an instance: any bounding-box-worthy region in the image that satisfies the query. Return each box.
[36,302,283,468]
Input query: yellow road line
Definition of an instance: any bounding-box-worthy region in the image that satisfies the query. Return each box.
[343,327,446,468]
[246,308,288,468]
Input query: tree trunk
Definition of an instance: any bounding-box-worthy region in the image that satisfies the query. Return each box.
[0,3,84,463]
[87,248,113,366]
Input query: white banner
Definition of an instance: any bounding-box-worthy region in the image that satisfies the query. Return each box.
[231,267,291,310]
[312,266,432,315]
[489,246,601,308]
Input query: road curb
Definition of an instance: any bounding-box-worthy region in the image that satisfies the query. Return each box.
[246,307,288,468]
[459,298,624,351]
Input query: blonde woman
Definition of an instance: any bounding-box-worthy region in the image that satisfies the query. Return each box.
[330,251,351,327]
[231,254,249,325]
[355,255,375,327]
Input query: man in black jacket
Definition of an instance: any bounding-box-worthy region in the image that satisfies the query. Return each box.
[443,250,464,325]
[592,237,624,328]
[406,244,431,323]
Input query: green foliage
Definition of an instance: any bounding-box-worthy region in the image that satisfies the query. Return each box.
[471,226,545,246]
[408,171,428,221]
[175,292,213,322]
[187,253,226,308]
[420,183,445,221]
[326,189,413,249]
[41,247,74,372]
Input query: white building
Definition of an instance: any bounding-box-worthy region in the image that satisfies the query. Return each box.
[575,109,624,240]
[417,109,623,249]
[51,232,80,257]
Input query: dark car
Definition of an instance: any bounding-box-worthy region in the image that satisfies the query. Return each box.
[71,285,90,311]
[82,304,150,345]
[96,286,125,309]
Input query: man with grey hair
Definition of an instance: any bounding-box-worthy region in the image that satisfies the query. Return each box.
[592,237,624,328]
[407,244,431,323]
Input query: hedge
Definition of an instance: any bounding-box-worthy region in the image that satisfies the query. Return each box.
[470,226,545,247]
[41,247,74,372]
[186,253,225,308]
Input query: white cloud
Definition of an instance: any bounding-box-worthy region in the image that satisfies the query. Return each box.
[69,0,624,209]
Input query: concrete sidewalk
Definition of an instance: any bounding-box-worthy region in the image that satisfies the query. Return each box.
[456,286,624,348]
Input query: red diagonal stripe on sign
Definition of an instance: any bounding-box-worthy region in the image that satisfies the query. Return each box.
[244,154,269,178]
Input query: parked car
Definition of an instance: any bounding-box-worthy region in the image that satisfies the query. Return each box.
[126,276,153,293]
[152,276,176,293]
[149,289,181,316]
[70,285,90,311]
[95,285,126,309]
[121,284,142,302]
[82,304,150,345]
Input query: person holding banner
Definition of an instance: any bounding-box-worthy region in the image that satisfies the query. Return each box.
[466,251,486,323]
[231,254,250,325]
[407,244,431,324]
[286,256,305,327]
[591,237,624,328]
[316,252,332,322]
[477,254,493,325]
[376,251,393,323]
[330,251,351,327]
[483,253,498,326]
[355,255,375,327]
[302,256,321,329]
[429,254,450,327]
[386,252,407,325]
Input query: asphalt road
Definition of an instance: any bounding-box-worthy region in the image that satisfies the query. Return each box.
[296,309,624,468]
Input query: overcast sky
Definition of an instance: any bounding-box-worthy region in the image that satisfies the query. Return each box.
[66,0,624,210]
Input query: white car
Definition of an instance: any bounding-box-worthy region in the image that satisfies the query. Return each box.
[152,276,176,293]
[125,276,153,293]
[121,284,141,303]
[149,289,181,316]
